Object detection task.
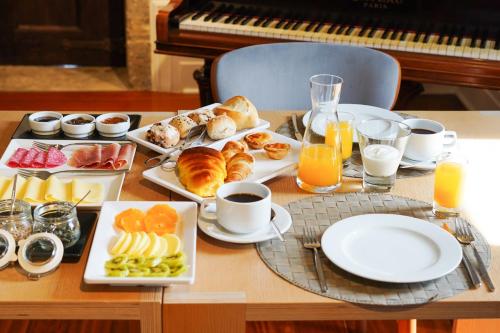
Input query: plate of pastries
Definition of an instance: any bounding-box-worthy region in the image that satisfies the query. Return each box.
[143,129,301,203]
[126,96,270,155]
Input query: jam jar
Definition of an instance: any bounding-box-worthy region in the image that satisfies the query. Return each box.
[0,199,33,242]
[33,202,80,248]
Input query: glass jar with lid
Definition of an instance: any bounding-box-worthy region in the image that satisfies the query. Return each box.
[0,199,33,242]
[33,201,80,248]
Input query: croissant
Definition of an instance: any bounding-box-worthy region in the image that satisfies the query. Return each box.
[221,140,247,163]
[177,147,226,197]
[225,152,254,183]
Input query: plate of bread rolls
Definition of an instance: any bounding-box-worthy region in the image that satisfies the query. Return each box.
[142,129,301,203]
[126,96,270,156]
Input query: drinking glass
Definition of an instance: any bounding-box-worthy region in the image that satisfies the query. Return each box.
[357,119,411,191]
[296,74,343,193]
[433,152,467,218]
[332,111,355,166]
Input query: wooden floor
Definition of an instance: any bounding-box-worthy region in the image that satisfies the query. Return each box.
[0,91,459,333]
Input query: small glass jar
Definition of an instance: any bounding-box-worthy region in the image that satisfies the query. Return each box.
[0,199,33,242]
[33,202,80,248]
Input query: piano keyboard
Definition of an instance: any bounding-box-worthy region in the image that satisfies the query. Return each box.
[179,13,500,61]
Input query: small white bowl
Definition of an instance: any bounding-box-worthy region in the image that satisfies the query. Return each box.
[29,111,63,136]
[95,113,130,138]
[61,114,96,138]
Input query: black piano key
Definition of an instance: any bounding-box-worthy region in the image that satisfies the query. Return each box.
[358,26,368,37]
[240,16,252,25]
[262,17,274,27]
[314,22,325,33]
[191,11,204,21]
[232,16,244,24]
[283,20,294,30]
[337,25,348,35]
[304,21,316,32]
[327,24,337,34]
[400,30,408,40]
[381,29,390,39]
[292,21,303,30]
[346,26,355,35]
[275,19,287,29]
[423,32,431,43]
[254,16,266,26]
[495,40,500,50]
[390,30,399,40]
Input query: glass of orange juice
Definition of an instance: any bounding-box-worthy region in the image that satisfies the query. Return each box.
[297,74,343,193]
[433,152,467,217]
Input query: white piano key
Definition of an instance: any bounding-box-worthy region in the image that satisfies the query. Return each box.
[479,40,494,59]
[462,38,473,58]
[347,27,362,46]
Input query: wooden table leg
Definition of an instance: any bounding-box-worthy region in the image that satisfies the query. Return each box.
[163,291,246,333]
[397,319,417,333]
[139,288,163,333]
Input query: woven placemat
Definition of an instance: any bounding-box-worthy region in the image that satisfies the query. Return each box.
[256,193,491,306]
[276,112,432,179]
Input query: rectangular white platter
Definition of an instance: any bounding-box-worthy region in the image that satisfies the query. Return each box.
[0,139,137,172]
[84,201,197,286]
[143,129,301,203]
[126,103,271,155]
[0,167,125,210]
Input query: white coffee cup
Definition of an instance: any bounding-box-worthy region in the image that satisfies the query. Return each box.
[200,182,271,234]
[402,119,457,161]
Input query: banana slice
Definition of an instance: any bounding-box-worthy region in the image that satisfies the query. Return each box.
[157,236,168,257]
[144,232,161,257]
[162,234,181,256]
[134,231,151,256]
[110,231,132,255]
[126,232,143,255]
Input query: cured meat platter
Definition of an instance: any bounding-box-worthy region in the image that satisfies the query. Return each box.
[0,139,137,171]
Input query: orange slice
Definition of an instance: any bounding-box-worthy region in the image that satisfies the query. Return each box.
[144,204,179,235]
[115,208,146,233]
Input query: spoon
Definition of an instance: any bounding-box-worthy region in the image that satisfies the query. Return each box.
[270,208,285,242]
[68,190,91,211]
[10,174,18,215]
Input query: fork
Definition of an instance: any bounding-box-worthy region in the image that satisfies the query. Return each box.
[32,141,115,152]
[18,168,125,180]
[454,218,482,289]
[456,218,495,291]
[303,226,328,292]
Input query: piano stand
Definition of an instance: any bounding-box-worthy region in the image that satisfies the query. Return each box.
[193,59,215,105]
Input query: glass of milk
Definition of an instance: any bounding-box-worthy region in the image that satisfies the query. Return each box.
[356,119,412,191]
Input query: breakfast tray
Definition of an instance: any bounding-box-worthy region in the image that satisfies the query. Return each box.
[276,112,433,179]
[256,193,491,306]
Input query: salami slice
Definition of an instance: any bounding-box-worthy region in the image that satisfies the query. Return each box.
[32,150,48,168]
[7,148,29,168]
[20,148,40,168]
[46,147,67,167]
[115,144,133,169]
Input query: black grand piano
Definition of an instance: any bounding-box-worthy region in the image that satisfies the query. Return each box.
[156,0,500,104]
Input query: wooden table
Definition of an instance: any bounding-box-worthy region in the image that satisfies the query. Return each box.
[0,110,499,333]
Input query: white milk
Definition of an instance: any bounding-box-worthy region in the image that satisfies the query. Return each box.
[362,144,401,177]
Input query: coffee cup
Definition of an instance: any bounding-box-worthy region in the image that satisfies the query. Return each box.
[200,182,271,234]
[402,119,457,161]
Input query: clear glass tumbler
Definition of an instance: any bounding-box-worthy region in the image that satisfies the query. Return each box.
[433,151,467,218]
[357,119,411,191]
[296,74,343,193]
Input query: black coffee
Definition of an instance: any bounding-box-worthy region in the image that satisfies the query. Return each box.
[411,128,437,135]
[225,193,263,203]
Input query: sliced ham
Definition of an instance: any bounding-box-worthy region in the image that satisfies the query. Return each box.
[115,144,133,169]
[7,148,28,167]
[46,147,67,168]
[100,143,121,169]
[68,145,102,168]
[32,151,48,168]
[20,148,40,168]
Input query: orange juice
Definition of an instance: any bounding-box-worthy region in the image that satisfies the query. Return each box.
[325,121,353,161]
[297,144,342,187]
[434,161,465,208]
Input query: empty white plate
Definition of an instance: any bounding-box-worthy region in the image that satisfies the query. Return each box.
[302,104,404,142]
[198,203,292,244]
[321,214,462,283]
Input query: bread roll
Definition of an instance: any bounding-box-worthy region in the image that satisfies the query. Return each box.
[225,152,254,182]
[177,147,226,197]
[213,96,259,130]
[146,122,180,148]
[221,140,247,163]
[188,109,216,125]
[169,115,197,139]
[244,132,272,149]
[206,114,237,140]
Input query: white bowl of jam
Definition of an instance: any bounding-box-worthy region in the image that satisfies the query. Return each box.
[61,114,96,138]
[95,113,130,137]
[29,111,63,136]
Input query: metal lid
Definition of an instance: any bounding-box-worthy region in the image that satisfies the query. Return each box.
[0,230,17,270]
[17,232,64,280]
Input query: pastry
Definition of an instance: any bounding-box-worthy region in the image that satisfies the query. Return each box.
[206,114,237,140]
[169,115,197,139]
[225,152,254,183]
[146,123,180,148]
[177,147,226,197]
[264,143,291,160]
[244,132,272,149]
[188,109,216,125]
[221,140,247,163]
[213,96,259,130]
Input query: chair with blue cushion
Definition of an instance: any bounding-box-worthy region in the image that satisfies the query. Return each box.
[211,42,401,110]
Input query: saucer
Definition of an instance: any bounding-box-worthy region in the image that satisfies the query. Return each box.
[399,156,437,170]
[198,203,292,244]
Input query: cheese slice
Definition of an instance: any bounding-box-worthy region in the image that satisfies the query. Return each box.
[22,177,46,203]
[71,178,104,203]
[0,176,27,200]
[46,175,71,202]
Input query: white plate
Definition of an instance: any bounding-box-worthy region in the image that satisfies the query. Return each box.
[399,156,437,170]
[126,103,271,155]
[143,129,301,203]
[302,104,404,142]
[0,168,125,209]
[198,203,292,244]
[84,201,197,286]
[321,214,462,283]
[0,139,136,171]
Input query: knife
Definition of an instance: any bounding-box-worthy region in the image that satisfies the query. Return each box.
[291,114,303,141]
[462,248,482,289]
[472,244,495,291]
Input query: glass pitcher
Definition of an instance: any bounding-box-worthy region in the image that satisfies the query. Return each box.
[296,74,343,193]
